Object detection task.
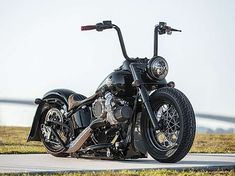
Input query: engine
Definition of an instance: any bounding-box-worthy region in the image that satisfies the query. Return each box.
[92,92,133,125]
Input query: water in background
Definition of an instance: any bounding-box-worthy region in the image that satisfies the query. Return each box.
[0,104,234,134]
[0,104,36,126]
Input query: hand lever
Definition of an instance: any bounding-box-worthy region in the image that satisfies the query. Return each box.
[171,28,182,32]
[166,27,182,35]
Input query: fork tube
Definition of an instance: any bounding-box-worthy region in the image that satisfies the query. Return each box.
[138,85,159,130]
[129,63,159,130]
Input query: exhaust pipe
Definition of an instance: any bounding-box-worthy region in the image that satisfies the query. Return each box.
[66,118,105,153]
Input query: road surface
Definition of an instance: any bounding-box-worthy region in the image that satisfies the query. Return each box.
[0,153,234,173]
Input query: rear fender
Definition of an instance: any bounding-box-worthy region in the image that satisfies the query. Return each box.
[27,89,90,142]
[27,102,49,141]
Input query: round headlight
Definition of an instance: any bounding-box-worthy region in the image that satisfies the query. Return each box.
[147,56,168,80]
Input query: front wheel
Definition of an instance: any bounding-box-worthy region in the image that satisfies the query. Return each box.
[141,87,196,163]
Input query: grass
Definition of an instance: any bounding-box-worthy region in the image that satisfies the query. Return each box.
[191,133,235,153]
[0,170,234,176]
[0,126,235,154]
[0,126,45,154]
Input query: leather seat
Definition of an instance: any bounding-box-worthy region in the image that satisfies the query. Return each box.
[68,94,82,111]
[68,92,100,111]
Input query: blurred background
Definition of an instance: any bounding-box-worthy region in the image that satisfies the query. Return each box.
[0,0,235,133]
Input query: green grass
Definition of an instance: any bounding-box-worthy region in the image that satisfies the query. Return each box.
[0,126,45,154]
[0,126,235,154]
[0,170,234,176]
[190,133,235,153]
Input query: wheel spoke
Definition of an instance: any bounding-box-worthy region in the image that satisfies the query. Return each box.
[42,107,68,151]
[153,103,180,149]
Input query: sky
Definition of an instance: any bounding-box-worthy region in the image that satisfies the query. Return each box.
[0,0,235,126]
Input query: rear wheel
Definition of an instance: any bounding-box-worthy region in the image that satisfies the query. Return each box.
[39,98,69,157]
[141,87,196,163]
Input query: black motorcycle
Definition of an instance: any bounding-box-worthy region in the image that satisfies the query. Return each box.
[28,21,196,163]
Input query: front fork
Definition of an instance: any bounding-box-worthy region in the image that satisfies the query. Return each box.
[130,63,159,130]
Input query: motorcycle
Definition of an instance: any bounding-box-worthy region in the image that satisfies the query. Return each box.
[27,21,196,163]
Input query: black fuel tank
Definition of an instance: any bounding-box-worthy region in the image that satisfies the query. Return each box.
[97,70,135,97]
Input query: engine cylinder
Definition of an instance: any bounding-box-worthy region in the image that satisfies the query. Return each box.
[114,106,132,122]
[92,98,106,118]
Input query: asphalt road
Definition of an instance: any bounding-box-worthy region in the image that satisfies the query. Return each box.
[0,153,234,173]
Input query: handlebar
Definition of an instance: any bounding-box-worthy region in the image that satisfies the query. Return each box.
[154,22,181,57]
[81,21,133,62]
[81,20,182,61]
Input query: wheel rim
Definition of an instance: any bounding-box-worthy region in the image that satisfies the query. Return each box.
[147,103,181,151]
[41,107,66,152]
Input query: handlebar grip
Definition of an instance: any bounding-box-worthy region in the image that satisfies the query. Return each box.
[81,25,96,31]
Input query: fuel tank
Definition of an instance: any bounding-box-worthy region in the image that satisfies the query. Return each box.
[96,70,135,97]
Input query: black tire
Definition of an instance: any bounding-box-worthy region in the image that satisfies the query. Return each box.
[39,98,69,157]
[141,87,196,163]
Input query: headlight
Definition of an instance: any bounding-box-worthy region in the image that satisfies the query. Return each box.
[147,56,168,80]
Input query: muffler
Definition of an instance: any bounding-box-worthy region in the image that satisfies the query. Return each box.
[66,118,105,153]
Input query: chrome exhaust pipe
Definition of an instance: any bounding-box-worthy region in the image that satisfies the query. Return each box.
[66,118,105,153]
